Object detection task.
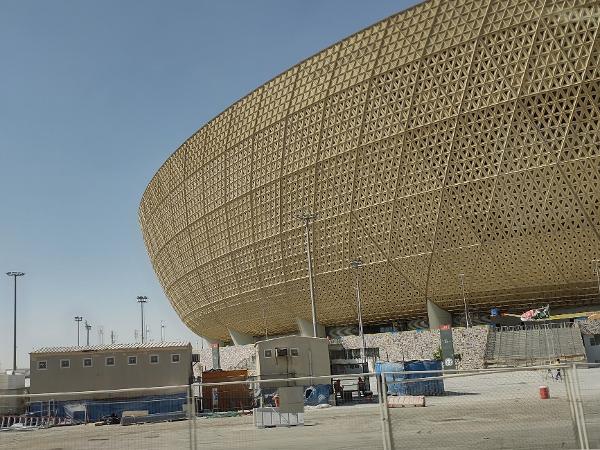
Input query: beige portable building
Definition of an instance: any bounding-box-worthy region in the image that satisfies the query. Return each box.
[29,342,192,395]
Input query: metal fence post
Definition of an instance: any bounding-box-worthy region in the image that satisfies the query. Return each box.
[187,385,194,450]
[190,383,198,450]
[564,364,579,447]
[378,372,393,450]
[565,364,588,449]
[564,367,581,448]
[572,364,589,449]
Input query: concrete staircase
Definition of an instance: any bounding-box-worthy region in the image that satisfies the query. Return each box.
[484,322,586,367]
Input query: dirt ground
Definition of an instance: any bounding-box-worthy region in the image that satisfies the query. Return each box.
[1,368,598,450]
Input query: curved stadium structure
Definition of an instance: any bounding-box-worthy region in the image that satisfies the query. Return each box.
[140,0,600,342]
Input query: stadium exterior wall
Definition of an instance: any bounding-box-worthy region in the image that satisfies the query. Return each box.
[139,0,600,341]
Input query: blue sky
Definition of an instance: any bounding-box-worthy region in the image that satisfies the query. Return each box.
[0,0,416,369]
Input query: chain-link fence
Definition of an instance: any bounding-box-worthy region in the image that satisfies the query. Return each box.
[0,385,194,450]
[190,373,383,450]
[387,367,577,449]
[1,365,598,449]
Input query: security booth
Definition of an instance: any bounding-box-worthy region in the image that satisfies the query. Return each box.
[254,336,331,427]
[256,336,330,381]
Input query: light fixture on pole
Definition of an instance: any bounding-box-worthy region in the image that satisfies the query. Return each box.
[295,211,318,337]
[160,320,165,342]
[350,259,367,369]
[6,271,25,373]
[459,273,470,328]
[84,320,92,346]
[74,316,83,346]
[136,296,149,344]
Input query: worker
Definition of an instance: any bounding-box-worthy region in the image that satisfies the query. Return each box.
[333,379,343,398]
[555,359,562,381]
[358,377,366,396]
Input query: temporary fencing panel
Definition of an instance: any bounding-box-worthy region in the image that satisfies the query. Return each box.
[28,392,187,422]
[1,366,597,450]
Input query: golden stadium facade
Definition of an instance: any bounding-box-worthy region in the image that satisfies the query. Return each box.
[140,0,600,341]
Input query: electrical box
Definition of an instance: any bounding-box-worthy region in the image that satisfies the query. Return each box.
[278,386,304,413]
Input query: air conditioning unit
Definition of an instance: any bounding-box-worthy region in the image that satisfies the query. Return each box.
[275,348,288,357]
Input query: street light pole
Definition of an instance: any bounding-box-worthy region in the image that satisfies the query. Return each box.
[84,320,92,346]
[296,212,318,337]
[350,259,367,368]
[6,272,25,373]
[74,316,83,346]
[137,296,149,344]
[459,273,470,328]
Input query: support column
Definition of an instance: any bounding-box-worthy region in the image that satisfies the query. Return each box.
[296,317,325,338]
[200,336,222,370]
[228,329,254,346]
[427,299,452,329]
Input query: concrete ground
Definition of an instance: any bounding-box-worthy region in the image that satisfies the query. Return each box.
[1,367,598,450]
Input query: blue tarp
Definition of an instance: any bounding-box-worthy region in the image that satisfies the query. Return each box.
[28,393,187,422]
[375,360,445,396]
[260,384,332,406]
[304,384,332,406]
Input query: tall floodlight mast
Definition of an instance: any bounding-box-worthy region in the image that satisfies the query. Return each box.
[136,296,149,344]
[85,320,92,346]
[459,273,470,328]
[6,271,25,372]
[296,212,318,337]
[350,259,367,368]
[74,316,83,346]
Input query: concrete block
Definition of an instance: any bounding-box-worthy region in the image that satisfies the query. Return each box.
[387,396,426,408]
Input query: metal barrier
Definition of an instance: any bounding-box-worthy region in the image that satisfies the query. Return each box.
[0,364,598,449]
[573,362,600,449]
[486,322,586,365]
[0,385,193,450]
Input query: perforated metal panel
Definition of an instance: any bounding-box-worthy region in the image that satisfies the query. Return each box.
[139,0,600,341]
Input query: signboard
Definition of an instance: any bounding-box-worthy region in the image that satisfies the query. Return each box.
[212,343,221,369]
[212,388,219,411]
[439,327,456,370]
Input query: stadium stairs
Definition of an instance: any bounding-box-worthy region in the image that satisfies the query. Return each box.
[484,322,586,368]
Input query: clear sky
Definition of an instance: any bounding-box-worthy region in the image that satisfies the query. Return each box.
[0,0,416,369]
